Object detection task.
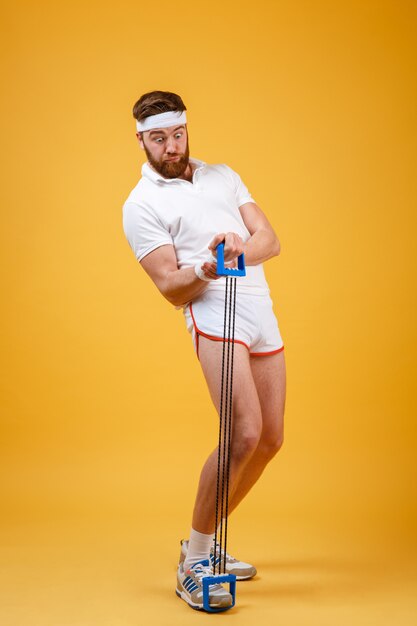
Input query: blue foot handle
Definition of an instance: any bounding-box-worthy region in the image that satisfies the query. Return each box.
[216,242,246,277]
[202,573,237,612]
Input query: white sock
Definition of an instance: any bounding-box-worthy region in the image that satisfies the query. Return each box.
[183,528,213,571]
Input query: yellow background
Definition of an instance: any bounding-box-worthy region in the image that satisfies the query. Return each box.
[1,1,416,624]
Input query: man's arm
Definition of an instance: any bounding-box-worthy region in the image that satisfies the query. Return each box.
[239,201,280,265]
[208,202,280,266]
[139,244,218,307]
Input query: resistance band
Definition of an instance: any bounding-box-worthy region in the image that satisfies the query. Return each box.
[202,242,246,613]
[213,273,237,574]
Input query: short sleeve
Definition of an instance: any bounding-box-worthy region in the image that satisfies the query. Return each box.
[223,165,255,207]
[123,201,173,262]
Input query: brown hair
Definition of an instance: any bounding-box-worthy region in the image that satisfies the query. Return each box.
[132,90,187,122]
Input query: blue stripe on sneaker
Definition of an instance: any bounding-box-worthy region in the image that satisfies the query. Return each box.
[210,553,225,561]
[185,579,199,592]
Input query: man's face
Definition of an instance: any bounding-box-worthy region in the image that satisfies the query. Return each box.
[138,124,190,179]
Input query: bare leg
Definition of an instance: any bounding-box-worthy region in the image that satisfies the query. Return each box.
[191,336,263,534]
[227,350,286,514]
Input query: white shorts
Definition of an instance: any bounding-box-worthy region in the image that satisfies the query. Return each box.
[183,289,284,359]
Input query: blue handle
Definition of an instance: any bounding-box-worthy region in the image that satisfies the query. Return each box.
[216,242,246,277]
[202,574,237,612]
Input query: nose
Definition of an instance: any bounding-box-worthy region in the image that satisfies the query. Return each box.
[165,135,179,154]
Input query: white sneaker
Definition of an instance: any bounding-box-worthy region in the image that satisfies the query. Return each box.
[179,539,257,580]
[176,559,233,611]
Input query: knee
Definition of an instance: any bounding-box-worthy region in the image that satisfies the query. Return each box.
[258,431,284,461]
[232,429,261,464]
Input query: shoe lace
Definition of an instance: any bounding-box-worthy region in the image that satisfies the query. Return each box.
[192,564,224,590]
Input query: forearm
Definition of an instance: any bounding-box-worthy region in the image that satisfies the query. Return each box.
[163,266,210,307]
[243,228,280,266]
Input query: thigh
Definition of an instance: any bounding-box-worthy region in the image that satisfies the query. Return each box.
[249,350,286,442]
[198,335,263,439]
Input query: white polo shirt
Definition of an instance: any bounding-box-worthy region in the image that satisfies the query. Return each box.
[122,157,270,297]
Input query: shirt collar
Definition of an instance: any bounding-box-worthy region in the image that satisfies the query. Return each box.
[141,157,206,184]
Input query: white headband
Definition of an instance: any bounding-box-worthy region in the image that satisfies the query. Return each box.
[136,110,187,132]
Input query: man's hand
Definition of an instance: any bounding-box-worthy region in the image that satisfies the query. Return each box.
[208,232,245,263]
[199,231,243,279]
[200,260,221,280]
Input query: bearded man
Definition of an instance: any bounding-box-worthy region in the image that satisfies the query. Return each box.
[123,90,286,611]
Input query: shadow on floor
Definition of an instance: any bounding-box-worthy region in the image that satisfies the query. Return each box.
[238,553,412,602]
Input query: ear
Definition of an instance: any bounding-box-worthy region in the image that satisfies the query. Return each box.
[136,132,145,150]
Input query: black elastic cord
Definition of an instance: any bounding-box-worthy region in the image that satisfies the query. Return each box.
[219,276,230,573]
[221,276,234,572]
[214,275,237,575]
[223,277,237,572]
[214,276,229,574]
[219,276,232,573]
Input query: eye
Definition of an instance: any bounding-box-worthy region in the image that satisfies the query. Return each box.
[154,137,164,143]
[175,133,182,139]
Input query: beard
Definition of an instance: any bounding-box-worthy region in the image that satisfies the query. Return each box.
[144,138,190,179]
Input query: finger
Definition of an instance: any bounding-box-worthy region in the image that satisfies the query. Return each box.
[229,232,244,253]
[208,233,226,253]
[202,262,219,278]
[223,232,244,261]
